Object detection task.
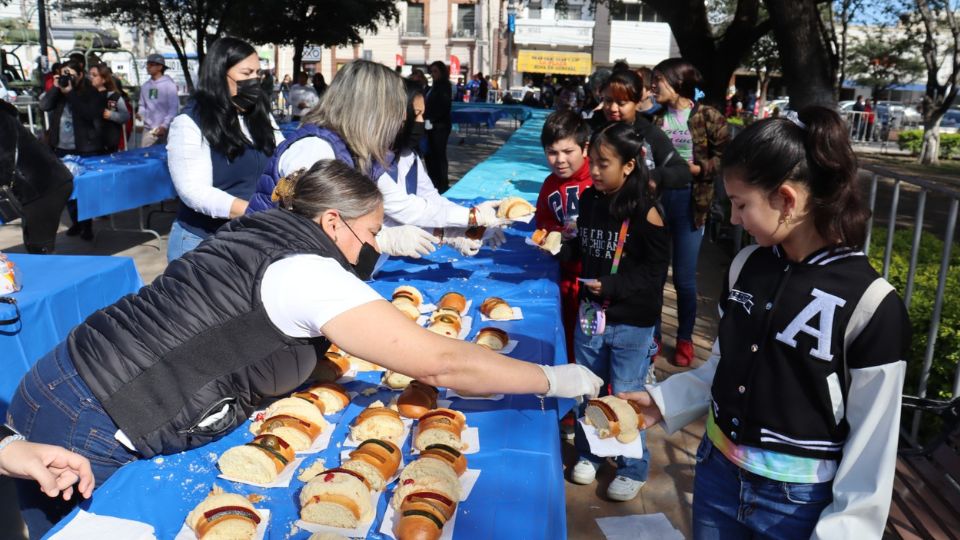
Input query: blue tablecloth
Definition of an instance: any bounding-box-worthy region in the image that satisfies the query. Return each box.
[0,254,143,417]
[451,102,535,124]
[44,113,568,540]
[69,147,175,221]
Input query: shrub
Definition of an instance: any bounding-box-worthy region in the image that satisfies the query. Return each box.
[868,227,959,401]
[897,130,960,158]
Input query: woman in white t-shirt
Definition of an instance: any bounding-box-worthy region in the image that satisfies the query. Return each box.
[6,158,603,537]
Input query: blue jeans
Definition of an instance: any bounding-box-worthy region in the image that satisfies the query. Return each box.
[573,321,655,481]
[692,437,833,540]
[6,342,138,539]
[166,220,208,262]
[657,187,704,342]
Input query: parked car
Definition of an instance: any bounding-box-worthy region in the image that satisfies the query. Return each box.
[939,109,960,134]
[875,101,922,129]
[838,100,856,112]
[763,98,790,117]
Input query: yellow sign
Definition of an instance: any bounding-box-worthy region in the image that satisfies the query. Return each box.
[517,50,592,75]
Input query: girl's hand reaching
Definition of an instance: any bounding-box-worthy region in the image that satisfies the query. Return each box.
[583,279,602,296]
[616,390,663,429]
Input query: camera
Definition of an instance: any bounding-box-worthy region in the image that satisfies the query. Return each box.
[57,74,72,88]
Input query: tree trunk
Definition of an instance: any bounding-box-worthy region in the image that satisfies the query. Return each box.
[147,0,194,92]
[765,0,836,109]
[292,39,305,81]
[919,123,941,165]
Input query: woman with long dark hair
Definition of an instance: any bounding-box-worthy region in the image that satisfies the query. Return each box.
[424,60,453,193]
[624,107,909,539]
[166,36,282,261]
[89,64,130,153]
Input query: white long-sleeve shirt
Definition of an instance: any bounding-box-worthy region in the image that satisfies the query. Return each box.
[167,113,283,219]
[278,138,470,228]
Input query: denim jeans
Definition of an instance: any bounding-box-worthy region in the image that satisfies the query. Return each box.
[657,187,704,342]
[692,437,833,540]
[573,321,656,481]
[166,219,208,262]
[6,342,138,539]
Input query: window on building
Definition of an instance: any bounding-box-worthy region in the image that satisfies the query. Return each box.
[456,4,477,37]
[528,1,542,19]
[610,1,660,22]
[406,2,425,35]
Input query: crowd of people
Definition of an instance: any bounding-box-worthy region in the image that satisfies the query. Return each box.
[1,36,910,540]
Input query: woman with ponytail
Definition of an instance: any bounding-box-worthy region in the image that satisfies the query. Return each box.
[621,106,910,539]
[557,122,669,501]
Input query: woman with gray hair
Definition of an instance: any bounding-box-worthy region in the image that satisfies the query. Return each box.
[248,59,504,259]
[7,159,602,538]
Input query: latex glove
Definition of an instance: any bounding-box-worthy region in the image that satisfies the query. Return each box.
[538,364,603,399]
[472,200,503,227]
[441,228,482,257]
[376,225,438,258]
[484,227,507,250]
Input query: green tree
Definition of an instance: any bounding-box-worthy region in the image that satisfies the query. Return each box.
[223,0,398,77]
[744,31,780,114]
[847,31,923,99]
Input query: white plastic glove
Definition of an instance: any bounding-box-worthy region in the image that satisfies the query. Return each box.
[472,200,503,227]
[441,228,483,257]
[375,225,438,258]
[538,364,603,399]
[484,226,507,250]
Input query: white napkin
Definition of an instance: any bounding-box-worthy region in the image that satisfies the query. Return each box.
[444,388,505,401]
[411,426,480,455]
[296,422,336,455]
[218,456,305,488]
[524,236,561,255]
[295,489,381,537]
[479,307,524,322]
[174,509,270,540]
[596,514,684,540]
[578,419,644,459]
[506,212,535,224]
[49,511,156,540]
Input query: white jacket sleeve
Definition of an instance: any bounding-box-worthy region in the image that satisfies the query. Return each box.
[411,153,470,216]
[811,361,905,540]
[646,337,720,434]
[377,152,469,228]
[277,137,337,177]
[166,114,236,219]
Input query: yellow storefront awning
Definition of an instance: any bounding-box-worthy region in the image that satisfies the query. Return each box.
[517,50,592,76]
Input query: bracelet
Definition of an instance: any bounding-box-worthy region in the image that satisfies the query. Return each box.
[0,425,24,455]
[468,207,478,227]
[433,227,444,242]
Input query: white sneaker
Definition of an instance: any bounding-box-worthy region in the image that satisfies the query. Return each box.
[570,459,599,485]
[606,475,645,501]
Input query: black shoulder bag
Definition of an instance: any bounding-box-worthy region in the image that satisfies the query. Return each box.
[0,120,25,223]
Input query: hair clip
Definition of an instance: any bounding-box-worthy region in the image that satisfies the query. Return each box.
[694,87,705,101]
[784,110,806,130]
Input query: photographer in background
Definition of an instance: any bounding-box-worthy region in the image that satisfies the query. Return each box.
[39,57,106,241]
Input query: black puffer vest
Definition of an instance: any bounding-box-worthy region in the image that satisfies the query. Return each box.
[69,209,353,457]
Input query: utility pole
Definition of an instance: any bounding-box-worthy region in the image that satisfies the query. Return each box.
[506,3,515,91]
[37,0,49,71]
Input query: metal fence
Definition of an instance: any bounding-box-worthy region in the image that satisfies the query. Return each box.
[860,163,960,445]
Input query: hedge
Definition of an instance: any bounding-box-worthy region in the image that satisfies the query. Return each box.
[868,227,959,400]
[897,130,960,158]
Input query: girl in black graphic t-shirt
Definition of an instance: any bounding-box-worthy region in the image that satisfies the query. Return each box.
[557,122,669,501]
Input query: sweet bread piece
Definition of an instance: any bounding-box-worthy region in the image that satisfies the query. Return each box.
[310,354,351,383]
[426,321,460,339]
[256,414,322,451]
[497,197,535,219]
[397,381,440,419]
[437,292,467,313]
[384,370,415,390]
[342,438,402,490]
[474,327,509,351]
[391,457,461,510]
[479,297,513,320]
[420,443,468,476]
[415,409,467,451]
[584,395,645,443]
[394,496,456,540]
[400,490,458,520]
[186,486,261,540]
[392,285,424,321]
[251,396,328,436]
[531,228,548,245]
[300,382,351,414]
[218,434,295,484]
[350,405,406,446]
[307,533,349,540]
[300,467,374,527]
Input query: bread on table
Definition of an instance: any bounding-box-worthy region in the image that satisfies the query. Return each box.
[350,404,406,446]
[414,409,467,452]
[250,396,328,436]
[437,292,467,313]
[394,497,456,540]
[420,443,468,476]
[531,228,548,245]
[307,532,350,540]
[397,381,439,419]
[186,486,261,540]
[584,395,645,443]
[255,413,322,451]
[474,327,509,351]
[300,382,350,414]
[218,433,295,483]
[496,197,535,219]
[479,297,514,320]
[384,370,415,390]
[310,348,352,383]
[342,438,402,491]
[391,457,461,510]
[400,490,458,521]
[299,467,375,527]
[392,285,424,321]
[426,321,460,339]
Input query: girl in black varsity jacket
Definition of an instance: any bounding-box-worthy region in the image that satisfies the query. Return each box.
[622,107,910,539]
